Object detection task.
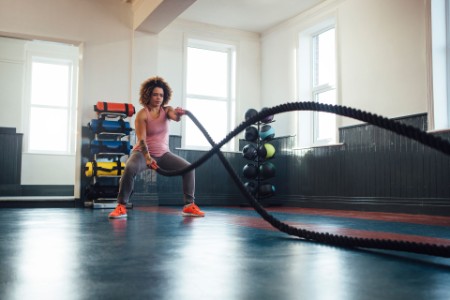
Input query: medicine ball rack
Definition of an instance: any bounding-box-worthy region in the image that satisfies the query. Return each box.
[242,109,277,206]
[84,103,135,209]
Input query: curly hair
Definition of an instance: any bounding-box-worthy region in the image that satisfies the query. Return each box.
[139,76,173,107]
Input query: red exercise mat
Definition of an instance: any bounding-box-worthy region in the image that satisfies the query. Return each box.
[94,101,135,117]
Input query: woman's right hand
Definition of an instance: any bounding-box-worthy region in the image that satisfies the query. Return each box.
[145,153,158,170]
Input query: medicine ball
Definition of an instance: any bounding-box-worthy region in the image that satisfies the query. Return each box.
[245,126,258,142]
[259,162,276,180]
[259,124,275,140]
[258,184,275,198]
[245,108,258,121]
[258,143,276,160]
[242,144,258,160]
[260,107,274,124]
[242,163,258,179]
[244,181,257,196]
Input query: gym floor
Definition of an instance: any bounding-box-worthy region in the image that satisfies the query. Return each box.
[0,205,449,300]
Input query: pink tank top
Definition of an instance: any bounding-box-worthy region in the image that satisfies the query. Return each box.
[133,106,169,157]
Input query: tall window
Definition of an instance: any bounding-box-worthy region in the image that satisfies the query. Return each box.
[312,27,336,144]
[298,21,336,147]
[25,41,79,154]
[431,0,450,130]
[184,39,235,150]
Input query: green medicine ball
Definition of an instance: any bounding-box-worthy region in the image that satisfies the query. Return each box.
[258,143,276,160]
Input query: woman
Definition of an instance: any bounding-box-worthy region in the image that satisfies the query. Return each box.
[109,76,205,218]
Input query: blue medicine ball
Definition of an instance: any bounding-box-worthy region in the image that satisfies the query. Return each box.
[259,124,275,140]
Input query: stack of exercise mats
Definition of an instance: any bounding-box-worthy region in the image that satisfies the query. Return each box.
[84,101,135,209]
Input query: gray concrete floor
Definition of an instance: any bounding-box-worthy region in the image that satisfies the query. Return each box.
[0,206,449,300]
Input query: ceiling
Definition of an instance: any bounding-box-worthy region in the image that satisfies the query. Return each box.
[177,0,325,33]
[132,0,325,33]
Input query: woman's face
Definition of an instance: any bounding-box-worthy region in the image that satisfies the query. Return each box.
[149,87,164,107]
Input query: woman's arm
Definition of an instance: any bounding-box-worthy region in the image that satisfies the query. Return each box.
[134,109,157,169]
[165,106,185,122]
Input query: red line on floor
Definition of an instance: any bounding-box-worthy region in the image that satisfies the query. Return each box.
[239,206,450,227]
[137,206,180,215]
[136,206,450,246]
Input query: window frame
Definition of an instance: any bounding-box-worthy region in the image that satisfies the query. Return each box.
[183,37,236,151]
[23,41,79,155]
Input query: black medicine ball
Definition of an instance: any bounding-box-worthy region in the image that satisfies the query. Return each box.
[244,181,257,196]
[258,184,276,198]
[242,163,258,179]
[260,107,274,124]
[259,162,276,180]
[242,144,258,161]
[245,108,258,121]
[245,126,258,142]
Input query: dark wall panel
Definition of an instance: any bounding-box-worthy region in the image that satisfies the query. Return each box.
[0,128,23,185]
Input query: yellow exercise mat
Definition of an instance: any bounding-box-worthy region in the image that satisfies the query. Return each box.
[85,161,125,177]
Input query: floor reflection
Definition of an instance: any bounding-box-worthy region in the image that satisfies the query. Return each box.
[8,209,81,300]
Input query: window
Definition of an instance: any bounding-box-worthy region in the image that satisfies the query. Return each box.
[431,0,450,130]
[312,27,336,144]
[24,41,79,154]
[184,39,236,150]
[298,21,337,147]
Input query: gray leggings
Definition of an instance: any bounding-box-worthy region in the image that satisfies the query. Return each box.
[117,151,195,204]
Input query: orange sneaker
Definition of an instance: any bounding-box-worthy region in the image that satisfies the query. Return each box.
[108,204,127,219]
[182,203,205,217]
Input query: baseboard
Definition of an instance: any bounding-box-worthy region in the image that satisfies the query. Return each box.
[0,184,74,197]
[281,195,450,216]
[0,197,82,208]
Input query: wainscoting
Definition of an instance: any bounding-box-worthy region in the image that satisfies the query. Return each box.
[0,127,22,186]
[0,127,74,203]
[283,113,450,215]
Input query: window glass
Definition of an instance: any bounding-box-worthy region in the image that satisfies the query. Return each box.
[185,40,235,150]
[314,89,336,141]
[187,47,228,98]
[31,61,71,107]
[313,28,336,87]
[312,27,336,145]
[29,107,68,152]
[185,98,227,148]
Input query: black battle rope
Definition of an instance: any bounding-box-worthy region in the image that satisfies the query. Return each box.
[156,102,450,257]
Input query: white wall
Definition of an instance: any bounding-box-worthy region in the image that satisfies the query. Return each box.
[338,0,428,124]
[261,0,430,139]
[0,37,25,130]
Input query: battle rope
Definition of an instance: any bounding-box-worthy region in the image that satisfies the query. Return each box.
[157,101,450,257]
